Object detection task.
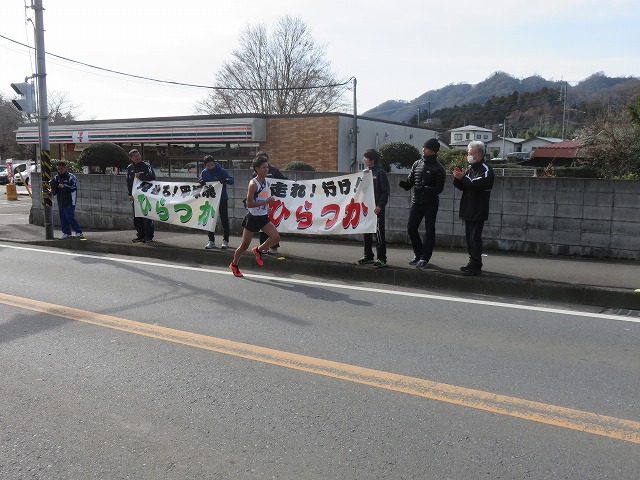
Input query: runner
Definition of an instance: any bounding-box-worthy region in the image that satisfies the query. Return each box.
[229,155,280,277]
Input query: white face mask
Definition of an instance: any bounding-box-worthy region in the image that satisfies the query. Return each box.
[467,155,477,164]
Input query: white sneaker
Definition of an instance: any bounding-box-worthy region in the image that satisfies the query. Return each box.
[221,240,229,249]
[75,233,85,239]
[59,233,71,240]
[205,241,216,249]
[267,247,278,254]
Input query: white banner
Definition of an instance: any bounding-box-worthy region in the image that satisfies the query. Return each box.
[263,172,376,235]
[132,178,223,232]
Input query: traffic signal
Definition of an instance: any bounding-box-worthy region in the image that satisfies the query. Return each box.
[11,82,36,114]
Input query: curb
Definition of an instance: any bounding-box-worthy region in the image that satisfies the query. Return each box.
[16,238,640,310]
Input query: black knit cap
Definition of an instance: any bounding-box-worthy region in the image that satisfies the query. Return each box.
[423,138,440,152]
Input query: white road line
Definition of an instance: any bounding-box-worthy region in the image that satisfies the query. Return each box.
[1,242,638,324]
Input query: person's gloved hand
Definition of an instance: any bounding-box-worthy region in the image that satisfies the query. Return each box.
[199,179,207,186]
[399,180,411,190]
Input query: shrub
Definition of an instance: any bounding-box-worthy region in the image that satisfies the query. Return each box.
[77,142,130,172]
[379,142,420,172]
[283,161,315,171]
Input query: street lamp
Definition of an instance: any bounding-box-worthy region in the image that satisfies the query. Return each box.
[416,101,430,127]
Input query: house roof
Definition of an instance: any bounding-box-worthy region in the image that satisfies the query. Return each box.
[530,140,585,159]
[448,125,494,132]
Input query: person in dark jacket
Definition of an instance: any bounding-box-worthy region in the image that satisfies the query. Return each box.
[453,140,495,276]
[126,148,156,243]
[200,155,235,249]
[50,161,83,239]
[356,149,390,267]
[399,138,446,268]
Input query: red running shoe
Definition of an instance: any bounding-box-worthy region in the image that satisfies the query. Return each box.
[229,263,243,277]
[252,246,264,266]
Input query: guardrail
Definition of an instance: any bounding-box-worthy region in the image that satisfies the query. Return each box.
[493,168,537,177]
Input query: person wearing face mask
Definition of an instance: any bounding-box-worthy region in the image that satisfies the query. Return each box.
[453,140,495,276]
[399,138,446,268]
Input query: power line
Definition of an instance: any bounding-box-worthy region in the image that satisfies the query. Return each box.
[0,33,353,92]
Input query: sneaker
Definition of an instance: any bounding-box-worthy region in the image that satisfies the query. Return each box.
[229,263,243,277]
[409,256,419,265]
[132,237,145,243]
[205,241,216,249]
[221,240,229,249]
[460,264,471,272]
[372,259,387,268]
[75,233,85,239]
[357,256,374,265]
[252,246,264,266]
[463,269,482,276]
[267,247,278,254]
[59,233,71,240]
[416,259,428,268]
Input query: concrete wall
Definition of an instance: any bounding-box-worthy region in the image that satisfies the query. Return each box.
[30,173,640,260]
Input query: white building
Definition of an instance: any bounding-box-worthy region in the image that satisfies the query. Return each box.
[448,125,494,150]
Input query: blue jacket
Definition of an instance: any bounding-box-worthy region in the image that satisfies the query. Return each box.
[199,163,235,201]
[50,171,78,207]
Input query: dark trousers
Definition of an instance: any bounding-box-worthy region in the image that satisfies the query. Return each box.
[58,205,82,235]
[363,213,386,261]
[208,199,230,243]
[132,203,154,241]
[407,203,438,262]
[464,220,485,269]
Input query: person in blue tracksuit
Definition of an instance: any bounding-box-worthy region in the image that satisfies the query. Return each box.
[199,155,235,249]
[356,149,390,268]
[50,161,83,240]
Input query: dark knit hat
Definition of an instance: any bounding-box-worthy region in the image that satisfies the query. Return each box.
[423,138,440,152]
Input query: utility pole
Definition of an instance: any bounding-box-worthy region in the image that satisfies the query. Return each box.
[501,119,506,158]
[561,81,567,141]
[33,0,54,239]
[352,77,358,171]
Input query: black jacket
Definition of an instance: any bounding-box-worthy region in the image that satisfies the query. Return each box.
[453,161,495,221]
[126,161,156,196]
[402,155,446,206]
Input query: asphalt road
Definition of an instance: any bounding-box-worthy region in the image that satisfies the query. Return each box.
[1,244,639,479]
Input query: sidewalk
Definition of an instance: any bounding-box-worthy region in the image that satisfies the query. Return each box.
[1,221,639,310]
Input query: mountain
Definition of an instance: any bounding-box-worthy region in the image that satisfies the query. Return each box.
[364,72,640,123]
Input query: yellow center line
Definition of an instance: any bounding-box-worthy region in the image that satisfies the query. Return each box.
[2,291,639,444]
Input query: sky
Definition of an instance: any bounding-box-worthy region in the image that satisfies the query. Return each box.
[0,0,638,121]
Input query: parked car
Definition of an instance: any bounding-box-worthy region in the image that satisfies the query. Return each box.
[13,163,36,185]
[0,165,7,185]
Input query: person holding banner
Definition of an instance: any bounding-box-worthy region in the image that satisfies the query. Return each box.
[229,155,280,278]
[200,155,234,249]
[126,148,156,243]
[356,149,389,268]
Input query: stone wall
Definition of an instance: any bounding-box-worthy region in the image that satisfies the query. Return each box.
[30,173,640,260]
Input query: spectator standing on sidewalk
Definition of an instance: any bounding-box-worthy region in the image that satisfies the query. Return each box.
[399,138,446,268]
[50,161,84,240]
[453,140,495,276]
[126,148,156,243]
[253,151,287,255]
[200,155,234,249]
[229,155,280,277]
[356,149,390,268]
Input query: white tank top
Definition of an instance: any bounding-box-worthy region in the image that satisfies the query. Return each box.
[248,178,270,216]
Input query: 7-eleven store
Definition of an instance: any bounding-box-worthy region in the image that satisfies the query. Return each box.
[15,114,268,176]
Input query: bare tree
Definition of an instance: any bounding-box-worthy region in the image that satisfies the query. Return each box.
[577,103,640,178]
[196,16,350,115]
[47,90,82,123]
